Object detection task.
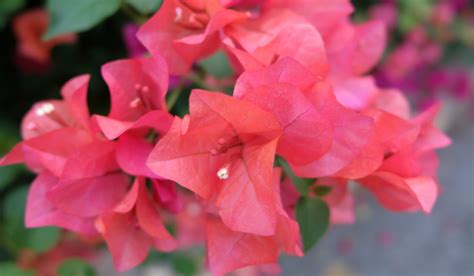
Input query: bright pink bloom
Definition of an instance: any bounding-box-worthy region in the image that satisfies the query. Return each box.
[206,169,302,275]
[97,178,176,271]
[225,10,329,77]
[138,0,248,74]
[148,90,282,235]
[234,58,332,165]
[262,0,354,37]
[359,103,451,213]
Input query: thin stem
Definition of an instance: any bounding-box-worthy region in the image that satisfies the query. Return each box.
[166,81,184,111]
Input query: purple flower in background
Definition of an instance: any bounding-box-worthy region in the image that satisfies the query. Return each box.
[122,24,147,57]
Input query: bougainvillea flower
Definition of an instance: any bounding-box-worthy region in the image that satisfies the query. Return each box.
[206,169,302,275]
[359,103,451,213]
[262,0,354,37]
[148,89,282,235]
[0,75,93,172]
[97,178,176,271]
[225,11,328,77]
[234,58,332,165]
[100,56,170,121]
[138,0,248,74]
[240,59,377,178]
[13,8,77,64]
[326,20,386,77]
[25,172,97,236]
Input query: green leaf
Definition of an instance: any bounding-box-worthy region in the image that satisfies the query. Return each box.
[171,253,198,276]
[0,0,24,12]
[45,0,120,39]
[0,0,25,28]
[0,262,34,276]
[27,227,60,253]
[2,186,60,253]
[58,259,96,276]
[0,166,22,192]
[0,120,20,154]
[125,0,163,14]
[314,185,332,197]
[198,51,234,78]
[296,197,330,252]
[277,157,314,196]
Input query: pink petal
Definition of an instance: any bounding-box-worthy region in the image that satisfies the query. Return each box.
[206,217,279,276]
[136,178,175,241]
[94,110,172,140]
[216,139,279,236]
[114,178,140,213]
[61,140,119,180]
[25,172,97,235]
[100,212,151,272]
[47,173,129,217]
[116,133,157,178]
[60,74,91,129]
[102,56,169,121]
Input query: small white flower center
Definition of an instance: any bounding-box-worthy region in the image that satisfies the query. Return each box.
[35,103,55,116]
[175,7,183,22]
[217,167,229,180]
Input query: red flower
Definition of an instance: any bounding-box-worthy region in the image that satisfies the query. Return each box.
[224,10,329,77]
[359,103,451,213]
[138,0,248,74]
[13,9,77,65]
[147,89,282,235]
[97,178,176,271]
[206,169,302,275]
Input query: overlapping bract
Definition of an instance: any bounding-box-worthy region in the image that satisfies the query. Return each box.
[1,0,450,275]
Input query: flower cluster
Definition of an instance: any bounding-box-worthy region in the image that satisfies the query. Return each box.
[1,0,451,275]
[371,0,473,108]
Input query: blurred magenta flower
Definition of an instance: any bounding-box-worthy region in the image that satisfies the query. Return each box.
[122,23,147,57]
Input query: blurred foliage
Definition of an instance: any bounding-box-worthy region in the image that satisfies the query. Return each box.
[0,0,25,28]
[57,259,96,276]
[45,0,121,39]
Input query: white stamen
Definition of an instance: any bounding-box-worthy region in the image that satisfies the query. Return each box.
[217,167,229,180]
[35,103,55,116]
[175,7,183,22]
[130,97,141,108]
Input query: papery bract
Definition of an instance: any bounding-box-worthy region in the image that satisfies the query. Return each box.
[138,0,248,74]
[98,178,176,271]
[148,89,282,236]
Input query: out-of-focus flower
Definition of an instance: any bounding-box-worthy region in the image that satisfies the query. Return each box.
[18,238,96,276]
[13,9,76,66]
[122,23,148,57]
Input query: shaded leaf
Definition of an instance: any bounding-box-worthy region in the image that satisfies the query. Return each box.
[296,197,329,252]
[278,157,313,196]
[45,0,120,39]
[0,262,34,276]
[125,0,163,14]
[58,259,96,276]
[198,51,233,78]
[3,186,60,252]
